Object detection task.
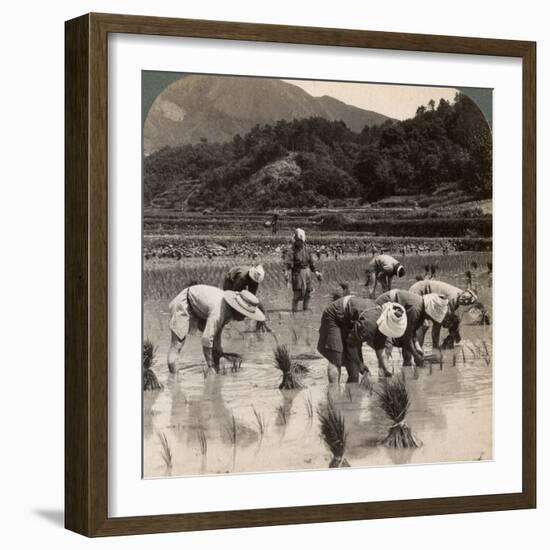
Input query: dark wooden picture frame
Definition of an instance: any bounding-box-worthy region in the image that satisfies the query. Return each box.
[65,12,536,537]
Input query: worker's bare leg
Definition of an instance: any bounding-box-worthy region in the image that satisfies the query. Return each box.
[417,323,429,348]
[327,363,341,384]
[167,332,186,374]
[345,363,360,384]
[402,347,413,367]
[303,289,312,311]
[380,274,391,292]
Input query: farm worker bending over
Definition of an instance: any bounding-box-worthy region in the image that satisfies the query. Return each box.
[223,264,268,331]
[409,280,477,350]
[223,264,265,294]
[167,285,265,374]
[285,228,322,312]
[376,290,449,368]
[317,295,407,383]
[365,254,405,298]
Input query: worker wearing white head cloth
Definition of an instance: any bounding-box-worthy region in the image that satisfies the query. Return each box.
[365,254,406,298]
[223,264,265,294]
[376,289,449,368]
[377,302,408,339]
[223,264,268,331]
[285,228,322,312]
[423,293,450,324]
[318,295,407,383]
[409,280,478,351]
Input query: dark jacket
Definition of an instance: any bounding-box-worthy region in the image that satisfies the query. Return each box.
[286,241,316,272]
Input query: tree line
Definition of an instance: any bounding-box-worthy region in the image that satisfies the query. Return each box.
[144,92,492,210]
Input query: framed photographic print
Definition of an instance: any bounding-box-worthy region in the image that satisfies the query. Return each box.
[65,13,536,537]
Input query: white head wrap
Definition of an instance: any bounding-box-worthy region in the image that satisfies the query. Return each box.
[294,228,306,242]
[248,264,265,283]
[460,288,478,304]
[423,293,449,323]
[377,302,407,338]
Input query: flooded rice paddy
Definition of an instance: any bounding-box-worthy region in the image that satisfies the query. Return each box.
[143,256,492,478]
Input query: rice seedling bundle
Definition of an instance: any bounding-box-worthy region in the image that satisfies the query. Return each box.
[157,431,173,470]
[143,339,163,391]
[376,373,421,449]
[273,344,309,390]
[318,398,350,468]
[220,352,242,372]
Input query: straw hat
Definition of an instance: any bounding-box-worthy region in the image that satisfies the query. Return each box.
[224,290,266,321]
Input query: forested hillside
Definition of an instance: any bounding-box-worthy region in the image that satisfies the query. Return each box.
[144,93,491,211]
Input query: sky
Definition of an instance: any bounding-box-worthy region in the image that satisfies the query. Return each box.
[283,79,459,120]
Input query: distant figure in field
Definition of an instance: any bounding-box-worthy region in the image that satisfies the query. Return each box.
[222,265,265,295]
[167,285,265,374]
[271,213,279,234]
[423,264,438,280]
[409,280,478,351]
[465,261,481,294]
[331,282,351,302]
[365,254,406,298]
[376,290,449,367]
[317,296,407,383]
[223,264,267,330]
[285,228,322,312]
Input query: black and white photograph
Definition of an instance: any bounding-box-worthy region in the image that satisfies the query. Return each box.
[142,73,493,477]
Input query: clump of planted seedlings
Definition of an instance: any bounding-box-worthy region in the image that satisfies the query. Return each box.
[376,373,421,449]
[273,344,309,390]
[143,339,162,391]
[157,431,173,471]
[318,396,350,468]
[252,406,266,439]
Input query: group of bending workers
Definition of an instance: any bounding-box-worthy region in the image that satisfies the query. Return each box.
[167,227,480,383]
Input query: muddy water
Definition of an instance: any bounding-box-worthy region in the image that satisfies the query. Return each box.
[143,275,492,478]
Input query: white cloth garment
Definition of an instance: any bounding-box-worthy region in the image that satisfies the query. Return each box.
[377,302,407,338]
[423,293,449,324]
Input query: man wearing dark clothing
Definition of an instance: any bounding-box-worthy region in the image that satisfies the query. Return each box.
[285,228,322,312]
[376,289,449,368]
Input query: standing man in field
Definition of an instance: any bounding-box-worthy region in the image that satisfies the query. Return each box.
[317,295,407,383]
[271,213,279,234]
[285,228,322,312]
[167,284,265,374]
[365,253,406,298]
[376,289,449,368]
[409,279,478,351]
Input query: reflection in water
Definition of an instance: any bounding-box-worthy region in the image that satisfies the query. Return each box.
[143,273,493,478]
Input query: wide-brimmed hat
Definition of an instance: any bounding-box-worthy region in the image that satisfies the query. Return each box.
[224,290,266,321]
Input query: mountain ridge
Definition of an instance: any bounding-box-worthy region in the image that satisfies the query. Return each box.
[144,75,393,154]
